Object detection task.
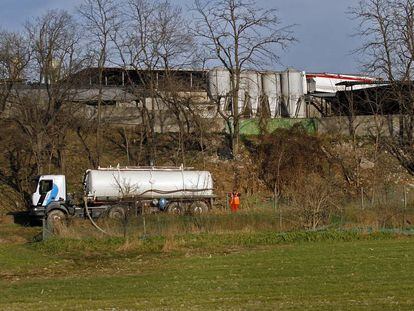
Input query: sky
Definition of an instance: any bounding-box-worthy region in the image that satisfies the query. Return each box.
[0,0,363,74]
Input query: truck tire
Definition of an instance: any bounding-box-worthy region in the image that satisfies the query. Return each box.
[47,209,67,227]
[108,206,126,219]
[166,202,183,215]
[189,201,209,215]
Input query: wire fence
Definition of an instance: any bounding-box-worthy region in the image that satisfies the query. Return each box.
[43,185,414,240]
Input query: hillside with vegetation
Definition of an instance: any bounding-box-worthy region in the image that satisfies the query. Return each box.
[3,0,414,309]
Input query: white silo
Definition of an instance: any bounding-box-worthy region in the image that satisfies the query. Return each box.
[281,68,306,118]
[238,72,247,115]
[208,68,231,112]
[262,71,282,117]
[239,70,262,116]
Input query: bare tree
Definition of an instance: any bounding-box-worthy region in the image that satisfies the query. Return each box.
[0,11,86,204]
[113,0,199,165]
[192,0,295,156]
[350,0,397,80]
[0,30,30,116]
[351,0,414,174]
[287,173,338,230]
[79,0,120,167]
[10,10,85,174]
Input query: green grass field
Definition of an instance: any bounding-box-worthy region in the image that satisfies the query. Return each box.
[1,223,414,310]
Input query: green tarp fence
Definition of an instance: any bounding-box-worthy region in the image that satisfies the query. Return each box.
[230,118,318,135]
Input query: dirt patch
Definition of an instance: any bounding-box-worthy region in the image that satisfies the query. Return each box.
[0,215,14,224]
[0,235,28,244]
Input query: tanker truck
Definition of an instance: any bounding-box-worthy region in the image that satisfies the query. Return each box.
[29,166,214,223]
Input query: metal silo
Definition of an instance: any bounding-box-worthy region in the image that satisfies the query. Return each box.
[281,68,306,118]
[262,71,282,117]
[208,67,231,112]
[239,70,262,116]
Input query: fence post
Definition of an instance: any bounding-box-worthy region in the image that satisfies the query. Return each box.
[142,216,147,239]
[403,185,407,230]
[371,188,375,207]
[225,193,229,210]
[279,207,283,232]
[361,187,364,210]
[42,218,46,241]
[42,217,51,241]
[273,185,278,211]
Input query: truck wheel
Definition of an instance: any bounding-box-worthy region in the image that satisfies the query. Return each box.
[108,206,126,219]
[189,201,209,215]
[47,209,67,226]
[166,202,182,215]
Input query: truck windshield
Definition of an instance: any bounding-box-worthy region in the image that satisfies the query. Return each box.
[39,180,53,195]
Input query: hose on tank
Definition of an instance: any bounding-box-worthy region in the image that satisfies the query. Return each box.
[83,197,108,235]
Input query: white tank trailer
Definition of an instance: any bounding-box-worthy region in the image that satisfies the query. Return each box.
[280,69,307,118]
[30,167,215,222]
[85,168,213,201]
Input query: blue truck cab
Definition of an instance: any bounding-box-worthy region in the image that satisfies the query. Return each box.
[30,175,67,218]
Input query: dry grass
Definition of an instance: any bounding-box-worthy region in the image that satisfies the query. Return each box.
[162,235,179,252]
[41,209,286,242]
[342,204,414,229]
[116,238,143,252]
[39,204,414,245]
[0,223,41,244]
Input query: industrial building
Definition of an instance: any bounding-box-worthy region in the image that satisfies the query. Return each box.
[3,66,394,134]
[68,67,380,120]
